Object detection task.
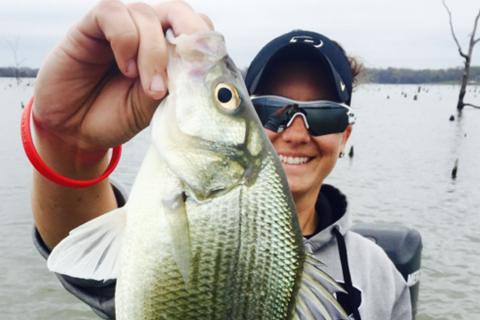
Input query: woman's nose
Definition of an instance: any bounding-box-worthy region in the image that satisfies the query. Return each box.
[281,114,311,144]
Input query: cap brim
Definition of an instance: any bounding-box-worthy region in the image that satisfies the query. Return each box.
[247,43,350,104]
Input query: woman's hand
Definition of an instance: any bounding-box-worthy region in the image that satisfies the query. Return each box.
[34,0,213,153]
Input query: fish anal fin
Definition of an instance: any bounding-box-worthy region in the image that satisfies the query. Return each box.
[304,256,346,294]
[47,207,127,281]
[295,253,349,320]
[297,288,331,320]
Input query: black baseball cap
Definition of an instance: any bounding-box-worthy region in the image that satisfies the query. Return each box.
[245,30,353,105]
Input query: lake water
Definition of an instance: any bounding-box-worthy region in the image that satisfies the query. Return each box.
[1,78,479,319]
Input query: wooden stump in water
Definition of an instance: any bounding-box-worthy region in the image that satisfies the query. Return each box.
[348,146,354,159]
[451,158,459,180]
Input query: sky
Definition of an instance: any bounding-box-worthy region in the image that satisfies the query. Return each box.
[0,0,479,69]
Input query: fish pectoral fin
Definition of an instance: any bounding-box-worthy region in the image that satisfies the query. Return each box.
[295,254,349,320]
[163,192,192,288]
[47,207,127,282]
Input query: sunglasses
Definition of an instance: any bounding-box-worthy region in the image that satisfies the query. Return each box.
[251,95,356,136]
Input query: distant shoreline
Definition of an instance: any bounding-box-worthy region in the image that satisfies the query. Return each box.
[362,66,480,85]
[1,66,479,85]
[0,67,37,78]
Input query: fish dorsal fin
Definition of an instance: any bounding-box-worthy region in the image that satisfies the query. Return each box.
[294,254,349,320]
[47,207,127,281]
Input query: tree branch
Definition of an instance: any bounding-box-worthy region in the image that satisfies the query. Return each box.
[443,0,468,58]
[472,9,480,46]
[464,103,480,109]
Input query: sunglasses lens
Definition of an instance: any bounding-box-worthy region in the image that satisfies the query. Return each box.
[252,96,351,136]
[305,107,349,136]
[254,105,278,126]
[252,98,284,125]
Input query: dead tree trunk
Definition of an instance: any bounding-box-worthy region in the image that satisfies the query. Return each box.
[443,1,480,113]
[5,38,25,86]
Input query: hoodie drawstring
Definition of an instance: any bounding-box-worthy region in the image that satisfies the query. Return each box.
[333,227,362,320]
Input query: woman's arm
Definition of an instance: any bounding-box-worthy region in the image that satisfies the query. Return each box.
[31,0,213,249]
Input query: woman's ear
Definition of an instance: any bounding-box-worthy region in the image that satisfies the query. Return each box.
[340,124,353,148]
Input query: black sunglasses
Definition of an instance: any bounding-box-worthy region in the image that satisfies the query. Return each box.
[251,95,356,136]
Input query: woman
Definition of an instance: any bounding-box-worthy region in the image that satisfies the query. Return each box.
[244,30,412,319]
[30,1,410,319]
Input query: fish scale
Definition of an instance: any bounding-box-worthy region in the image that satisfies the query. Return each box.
[233,156,303,320]
[186,187,241,319]
[118,154,303,320]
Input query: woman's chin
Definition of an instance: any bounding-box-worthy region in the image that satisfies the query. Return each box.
[285,168,325,198]
[286,176,313,196]
[281,161,312,179]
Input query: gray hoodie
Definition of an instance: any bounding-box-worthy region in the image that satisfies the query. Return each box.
[306,184,412,320]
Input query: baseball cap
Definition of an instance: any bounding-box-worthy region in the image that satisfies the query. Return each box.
[245,30,353,105]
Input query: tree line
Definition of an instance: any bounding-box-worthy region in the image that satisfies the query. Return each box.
[0,66,38,78]
[362,66,480,84]
[1,65,480,84]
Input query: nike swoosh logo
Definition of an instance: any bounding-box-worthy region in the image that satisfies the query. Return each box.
[340,81,346,91]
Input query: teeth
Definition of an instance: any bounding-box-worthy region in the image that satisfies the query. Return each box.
[278,155,309,165]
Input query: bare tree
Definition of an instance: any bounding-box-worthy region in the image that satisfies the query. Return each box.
[443,0,480,112]
[5,37,26,86]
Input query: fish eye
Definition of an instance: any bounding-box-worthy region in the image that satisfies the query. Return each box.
[214,83,241,112]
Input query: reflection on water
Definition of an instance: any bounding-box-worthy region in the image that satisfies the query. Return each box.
[1,78,479,319]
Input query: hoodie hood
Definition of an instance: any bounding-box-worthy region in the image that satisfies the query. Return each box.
[304,184,352,251]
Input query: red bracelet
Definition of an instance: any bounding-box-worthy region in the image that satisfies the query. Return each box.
[21,97,122,188]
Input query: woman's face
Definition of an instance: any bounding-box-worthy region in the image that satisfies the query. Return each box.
[256,60,352,198]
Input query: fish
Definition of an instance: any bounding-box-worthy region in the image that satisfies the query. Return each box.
[47,30,348,320]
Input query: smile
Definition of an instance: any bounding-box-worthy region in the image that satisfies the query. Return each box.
[278,154,311,165]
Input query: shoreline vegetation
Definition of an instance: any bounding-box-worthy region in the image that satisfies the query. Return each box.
[363,66,480,85]
[0,67,37,78]
[1,66,479,84]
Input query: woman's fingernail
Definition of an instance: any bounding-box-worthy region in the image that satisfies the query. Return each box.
[150,74,165,93]
[126,59,137,76]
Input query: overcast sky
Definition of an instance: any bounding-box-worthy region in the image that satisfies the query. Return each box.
[1,0,479,69]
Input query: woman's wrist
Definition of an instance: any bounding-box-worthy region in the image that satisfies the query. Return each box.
[22,97,121,188]
[35,121,107,169]
[35,131,110,180]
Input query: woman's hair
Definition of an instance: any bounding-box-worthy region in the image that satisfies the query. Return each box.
[332,40,364,89]
[348,56,363,89]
